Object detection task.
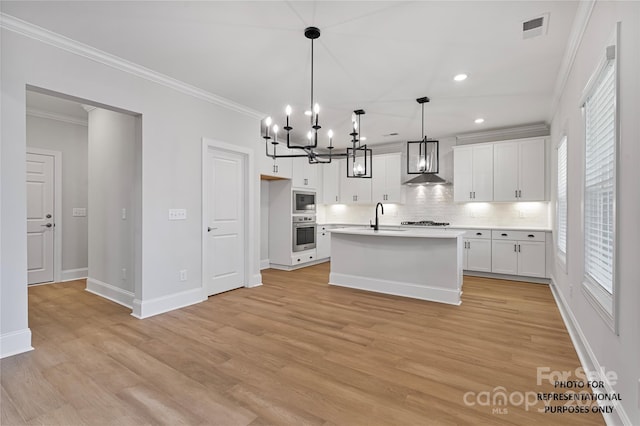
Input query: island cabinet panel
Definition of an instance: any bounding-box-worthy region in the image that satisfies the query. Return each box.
[340,169,372,204]
[259,146,292,179]
[372,153,402,203]
[453,145,493,202]
[321,160,341,204]
[292,157,318,189]
[493,138,545,201]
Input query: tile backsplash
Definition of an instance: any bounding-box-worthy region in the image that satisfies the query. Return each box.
[318,184,550,228]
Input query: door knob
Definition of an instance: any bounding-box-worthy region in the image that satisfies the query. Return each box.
[208,227,218,232]
[42,223,53,228]
[46,214,52,218]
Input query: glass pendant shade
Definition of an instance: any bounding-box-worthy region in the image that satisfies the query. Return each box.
[407,139,439,174]
[346,145,372,178]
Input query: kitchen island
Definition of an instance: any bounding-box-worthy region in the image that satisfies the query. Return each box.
[329,227,465,305]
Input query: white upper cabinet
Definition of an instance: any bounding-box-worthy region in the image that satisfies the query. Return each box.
[340,167,372,204]
[258,145,292,179]
[493,138,545,201]
[322,160,341,204]
[372,153,402,203]
[292,156,318,189]
[453,145,493,202]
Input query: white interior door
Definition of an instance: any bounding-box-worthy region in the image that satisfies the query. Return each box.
[27,152,55,284]
[205,148,245,296]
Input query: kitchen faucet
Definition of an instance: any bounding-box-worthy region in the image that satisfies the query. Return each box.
[371,202,384,231]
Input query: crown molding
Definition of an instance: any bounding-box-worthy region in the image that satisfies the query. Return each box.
[549,0,596,119]
[26,107,88,127]
[456,122,550,145]
[0,13,265,120]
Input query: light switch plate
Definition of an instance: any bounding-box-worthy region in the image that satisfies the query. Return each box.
[169,209,187,220]
[72,207,87,217]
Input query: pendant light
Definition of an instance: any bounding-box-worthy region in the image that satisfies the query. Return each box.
[407,96,439,175]
[346,109,372,178]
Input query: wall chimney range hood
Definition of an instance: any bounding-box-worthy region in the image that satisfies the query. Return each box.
[404,173,448,185]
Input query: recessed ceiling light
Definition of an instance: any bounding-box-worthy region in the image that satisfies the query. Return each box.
[454,73,468,82]
[474,118,485,124]
[360,136,367,141]
[304,110,312,116]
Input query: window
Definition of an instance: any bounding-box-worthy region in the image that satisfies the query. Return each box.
[556,136,568,266]
[581,28,618,332]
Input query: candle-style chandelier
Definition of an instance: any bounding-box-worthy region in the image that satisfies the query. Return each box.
[261,26,372,177]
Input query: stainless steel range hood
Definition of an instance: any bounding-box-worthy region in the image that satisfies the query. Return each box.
[403,173,448,185]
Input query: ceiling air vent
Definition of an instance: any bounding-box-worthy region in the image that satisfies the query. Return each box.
[522,13,549,39]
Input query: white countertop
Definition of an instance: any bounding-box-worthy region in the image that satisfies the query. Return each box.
[329,227,464,239]
[319,223,551,232]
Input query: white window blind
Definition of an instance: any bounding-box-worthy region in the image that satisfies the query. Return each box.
[556,137,568,259]
[584,59,616,294]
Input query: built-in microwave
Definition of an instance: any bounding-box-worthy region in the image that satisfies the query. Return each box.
[293,191,316,214]
[292,216,316,252]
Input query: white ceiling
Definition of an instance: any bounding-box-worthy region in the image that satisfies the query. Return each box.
[4,1,578,148]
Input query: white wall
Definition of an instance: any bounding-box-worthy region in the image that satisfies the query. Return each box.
[26,115,88,274]
[87,108,137,296]
[550,2,640,424]
[0,20,262,355]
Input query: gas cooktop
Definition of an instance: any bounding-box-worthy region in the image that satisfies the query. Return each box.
[401,220,450,227]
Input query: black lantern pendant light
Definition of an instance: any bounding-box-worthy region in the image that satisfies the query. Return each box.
[346,109,372,178]
[407,96,439,175]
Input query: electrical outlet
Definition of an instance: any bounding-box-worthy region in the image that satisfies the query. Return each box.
[169,209,187,220]
[121,268,127,280]
[179,269,187,281]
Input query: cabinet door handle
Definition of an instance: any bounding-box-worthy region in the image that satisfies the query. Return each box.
[304,178,308,185]
[518,190,522,198]
[515,190,518,198]
[476,232,482,236]
[528,234,534,238]
[473,191,476,199]
[518,244,521,252]
[514,244,517,252]
[470,191,473,199]
[501,233,508,237]
[335,195,338,202]
[468,241,471,249]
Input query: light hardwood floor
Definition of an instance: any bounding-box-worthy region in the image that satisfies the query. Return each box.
[1,263,604,425]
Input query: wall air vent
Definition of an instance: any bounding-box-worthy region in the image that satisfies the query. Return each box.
[522,13,549,39]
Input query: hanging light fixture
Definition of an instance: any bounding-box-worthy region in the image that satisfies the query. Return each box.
[261,26,373,177]
[405,97,445,184]
[346,109,372,178]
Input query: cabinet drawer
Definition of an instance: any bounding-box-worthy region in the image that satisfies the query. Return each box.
[291,250,317,265]
[462,229,491,239]
[491,230,546,242]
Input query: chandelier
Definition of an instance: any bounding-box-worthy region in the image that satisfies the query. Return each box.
[261,26,372,177]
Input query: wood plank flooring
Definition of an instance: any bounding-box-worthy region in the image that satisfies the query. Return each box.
[1,263,604,425]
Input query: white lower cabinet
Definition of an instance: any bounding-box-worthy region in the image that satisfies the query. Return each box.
[316,225,331,260]
[491,231,546,278]
[462,229,491,272]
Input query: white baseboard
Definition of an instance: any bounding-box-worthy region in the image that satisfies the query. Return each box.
[329,272,462,306]
[260,259,270,270]
[246,273,263,288]
[0,328,33,359]
[464,270,550,284]
[132,287,205,319]
[269,258,329,271]
[86,277,134,309]
[61,267,88,282]
[549,277,631,426]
